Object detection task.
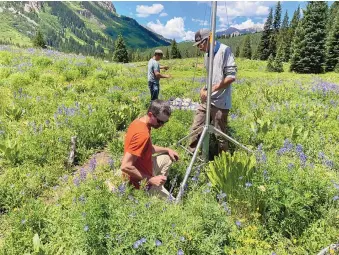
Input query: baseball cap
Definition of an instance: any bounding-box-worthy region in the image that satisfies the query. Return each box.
[154,49,163,55]
[193,29,211,46]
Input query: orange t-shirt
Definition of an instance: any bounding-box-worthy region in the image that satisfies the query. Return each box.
[124,119,153,188]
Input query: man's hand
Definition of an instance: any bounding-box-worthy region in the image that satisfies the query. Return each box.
[200,88,207,102]
[167,149,179,162]
[163,66,169,70]
[166,74,172,78]
[149,175,167,186]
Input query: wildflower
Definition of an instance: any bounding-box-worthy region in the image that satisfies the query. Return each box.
[245,182,252,188]
[79,194,86,204]
[84,225,89,232]
[295,144,303,154]
[89,158,97,172]
[118,183,126,194]
[217,192,227,201]
[178,249,184,255]
[140,237,147,243]
[21,219,26,224]
[299,152,307,167]
[180,236,185,242]
[235,220,241,227]
[221,202,231,214]
[73,176,80,187]
[80,168,87,181]
[155,239,162,246]
[133,240,142,249]
[258,185,266,192]
[108,158,114,170]
[333,196,339,201]
[145,202,151,208]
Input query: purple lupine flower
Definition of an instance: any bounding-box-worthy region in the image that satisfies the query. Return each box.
[318,151,325,160]
[84,225,89,232]
[235,220,241,227]
[140,237,146,243]
[333,196,339,201]
[180,236,185,242]
[108,158,114,170]
[79,194,86,204]
[299,152,307,167]
[155,239,162,246]
[89,158,97,173]
[73,176,80,187]
[80,168,87,181]
[295,144,303,154]
[145,202,151,208]
[178,249,184,255]
[21,219,26,224]
[221,202,231,214]
[245,182,252,188]
[325,160,334,169]
[118,183,126,194]
[217,192,227,201]
[133,240,141,249]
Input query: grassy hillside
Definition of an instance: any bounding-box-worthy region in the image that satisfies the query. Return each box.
[0,1,170,58]
[0,45,338,254]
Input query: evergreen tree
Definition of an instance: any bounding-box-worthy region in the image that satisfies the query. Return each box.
[240,35,252,59]
[273,44,284,72]
[170,39,181,59]
[290,5,301,32]
[258,8,273,60]
[326,2,339,33]
[325,8,339,71]
[290,2,328,73]
[252,46,260,60]
[273,1,282,31]
[269,2,282,58]
[185,49,189,58]
[235,45,240,57]
[165,47,170,59]
[266,54,275,72]
[280,11,290,61]
[33,30,46,48]
[113,34,129,63]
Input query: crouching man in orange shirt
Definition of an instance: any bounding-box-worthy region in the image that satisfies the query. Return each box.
[121,99,179,198]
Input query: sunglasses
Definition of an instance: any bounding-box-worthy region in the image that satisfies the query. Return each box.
[154,115,168,125]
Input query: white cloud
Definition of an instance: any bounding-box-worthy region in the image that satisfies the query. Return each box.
[232,19,265,30]
[147,17,195,41]
[216,1,272,27]
[159,12,168,17]
[192,18,209,26]
[136,4,164,18]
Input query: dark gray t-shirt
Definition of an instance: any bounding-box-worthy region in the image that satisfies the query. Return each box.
[148,58,160,84]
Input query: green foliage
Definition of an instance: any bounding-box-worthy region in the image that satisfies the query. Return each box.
[32,30,46,49]
[266,54,275,72]
[113,34,129,63]
[290,2,328,73]
[240,35,251,59]
[0,46,338,254]
[207,151,256,197]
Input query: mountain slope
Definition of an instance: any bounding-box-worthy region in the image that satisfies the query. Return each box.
[0,1,170,57]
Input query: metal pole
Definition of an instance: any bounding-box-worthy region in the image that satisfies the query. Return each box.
[202,1,217,162]
[176,126,208,203]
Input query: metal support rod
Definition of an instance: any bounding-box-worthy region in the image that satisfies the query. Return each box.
[202,1,217,162]
[176,126,203,146]
[210,126,253,154]
[176,126,208,203]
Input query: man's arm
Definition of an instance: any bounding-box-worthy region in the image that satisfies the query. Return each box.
[121,152,168,186]
[152,145,179,161]
[154,70,171,79]
[160,65,169,70]
[121,152,152,181]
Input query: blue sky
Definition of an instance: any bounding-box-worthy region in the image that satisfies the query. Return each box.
[113,1,311,42]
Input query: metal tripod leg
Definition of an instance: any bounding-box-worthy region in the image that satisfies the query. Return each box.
[175,126,208,203]
[209,125,253,154]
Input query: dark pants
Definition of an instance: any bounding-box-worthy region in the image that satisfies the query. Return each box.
[148,81,159,101]
[188,103,230,153]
